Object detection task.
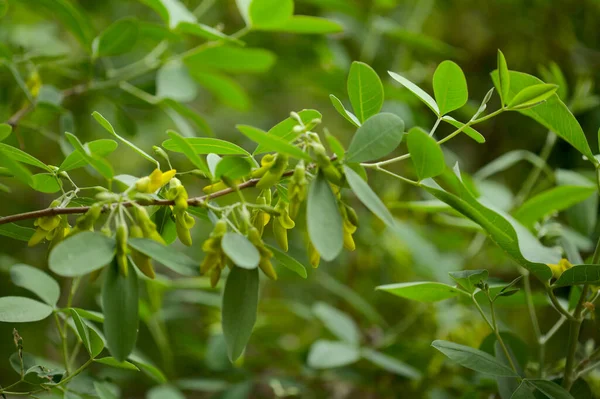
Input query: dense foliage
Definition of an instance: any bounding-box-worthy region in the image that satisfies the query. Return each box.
[2,1,600,398]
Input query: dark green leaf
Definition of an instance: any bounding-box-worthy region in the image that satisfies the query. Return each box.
[261,16,342,34]
[346,112,405,163]
[526,379,574,399]
[49,232,116,277]
[70,308,104,358]
[431,340,519,377]
[0,143,51,171]
[0,123,11,141]
[102,261,139,362]
[406,127,445,180]
[222,267,259,361]
[307,172,343,261]
[0,154,33,185]
[347,61,384,123]
[441,116,485,143]
[553,264,600,287]
[511,381,536,399]
[94,356,139,370]
[215,157,252,180]
[377,281,469,302]
[10,264,60,306]
[432,61,468,115]
[0,223,35,242]
[221,233,260,269]
[93,18,138,57]
[147,385,186,399]
[0,296,53,322]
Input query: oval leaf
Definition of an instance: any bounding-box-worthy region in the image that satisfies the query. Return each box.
[433,60,468,115]
[10,264,60,306]
[221,233,260,269]
[347,61,384,123]
[49,232,116,277]
[0,296,53,323]
[346,113,405,163]
[407,127,445,180]
[92,18,138,57]
[307,340,360,369]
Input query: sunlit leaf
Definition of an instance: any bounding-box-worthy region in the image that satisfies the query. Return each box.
[406,127,445,180]
[376,281,468,302]
[347,61,383,123]
[388,71,439,115]
[433,60,468,115]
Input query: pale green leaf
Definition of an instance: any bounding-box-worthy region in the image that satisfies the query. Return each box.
[129,238,197,276]
[406,127,445,180]
[184,45,276,74]
[388,71,439,115]
[313,302,360,344]
[93,18,139,57]
[29,173,61,193]
[0,296,53,323]
[431,340,519,377]
[497,50,510,106]
[215,157,252,180]
[361,348,421,379]
[221,233,260,269]
[553,264,600,287]
[0,123,11,141]
[166,130,210,175]
[267,244,307,278]
[71,308,104,358]
[258,16,343,34]
[254,109,322,154]
[95,356,139,370]
[237,124,311,161]
[343,165,395,228]
[441,116,485,143]
[376,281,468,302]
[49,232,116,277]
[163,137,248,156]
[10,264,60,306]
[156,61,197,103]
[508,83,558,109]
[191,70,249,111]
[307,172,343,261]
[249,0,293,28]
[307,340,360,369]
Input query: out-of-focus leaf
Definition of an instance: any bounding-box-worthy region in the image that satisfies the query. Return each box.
[184,45,276,74]
[191,70,249,111]
[93,18,139,57]
[0,223,35,242]
[431,340,519,377]
[129,238,197,276]
[313,302,360,344]
[307,340,360,369]
[237,125,311,161]
[156,62,197,103]
[377,281,468,302]
[361,348,421,379]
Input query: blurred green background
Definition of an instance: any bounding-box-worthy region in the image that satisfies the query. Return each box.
[2,0,600,397]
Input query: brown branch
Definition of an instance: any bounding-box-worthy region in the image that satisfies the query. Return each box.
[0,169,297,226]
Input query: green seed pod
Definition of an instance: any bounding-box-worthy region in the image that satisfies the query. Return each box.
[256,154,288,190]
[116,223,129,276]
[308,240,320,268]
[273,218,288,252]
[176,216,193,247]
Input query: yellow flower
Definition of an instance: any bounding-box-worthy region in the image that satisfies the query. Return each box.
[547,258,573,279]
[135,168,176,193]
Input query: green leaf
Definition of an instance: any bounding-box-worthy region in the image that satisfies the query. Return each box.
[176,22,242,44]
[10,264,60,306]
[420,166,557,280]
[94,381,119,399]
[376,281,468,302]
[441,116,485,143]
[59,139,119,172]
[92,111,159,167]
[147,385,186,399]
[491,71,596,164]
[237,124,311,161]
[254,109,322,154]
[0,296,53,322]
[360,348,421,379]
[307,172,343,261]
[0,154,33,185]
[94,356,139,371]
[0,123,11,141]
[313,302,360,344]
[49,232,116,277]
[222,267,259,361]
[207,153,221,177]
[343,165,395,229]
[431,340,519,377]
[326,131,346,160]
[266,244,307,278]
[249,0,293,28]
[406,127,445,180]
[432,60,468,115]
[163,137,249,156]
[156,61,197,103]
[166,130,210,175]
[65,132,114,179]
[0,143,51,171]
[513,186,596,228]
[508,83,558,109]
[190,70,249,111]
[0,223,35,242]
[128,238,197,276]
[29,173,61,193]
[511,381,536,399]
[448,269,488,293]
[553,264,600,287]
[21,0,94,47]
[329,94,361,127]
[307,340,360,369]
[184,45,276,74]
[346,112,405,163]
[71,308,105,323]
[214,157,252,180]
[140,0,195,29]
[70,308,104,358]
[92,18,139,57]
[102,261,139,362]
[162,98,213,137]
[347,61,384,123]
[259,16,343,34]
[497,50,510,106]
[221,233,260,269]
[526,379,575,399]
[128,353,167,383]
